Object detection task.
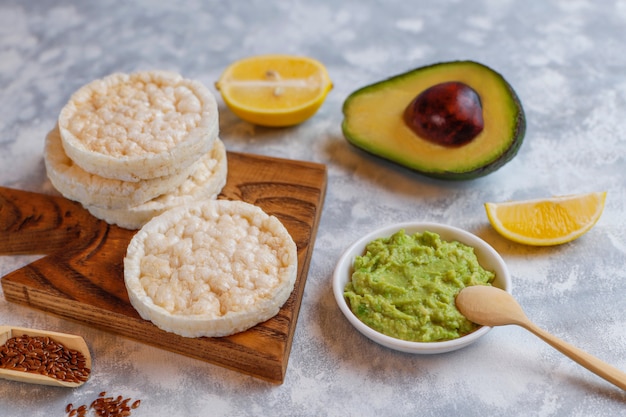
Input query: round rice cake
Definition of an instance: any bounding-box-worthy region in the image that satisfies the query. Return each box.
[86,138,228,229]
[123,199,298,337]
[44,125,198,209]
[58,70,218,182]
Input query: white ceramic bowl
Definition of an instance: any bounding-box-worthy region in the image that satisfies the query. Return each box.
[333,222,511,354]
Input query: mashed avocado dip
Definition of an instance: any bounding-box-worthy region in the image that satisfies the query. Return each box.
[344,230,494,342]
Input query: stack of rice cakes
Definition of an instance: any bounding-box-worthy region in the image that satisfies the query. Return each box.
[45,70,227,230]
[44,70,298,338]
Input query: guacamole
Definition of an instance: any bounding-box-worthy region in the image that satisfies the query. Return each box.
[344,230,494,342]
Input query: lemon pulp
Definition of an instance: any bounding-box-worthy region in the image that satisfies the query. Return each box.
[485,191,607,246]
[215,54,332,127]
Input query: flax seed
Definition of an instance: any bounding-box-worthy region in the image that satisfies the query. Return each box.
[72,392,142,417]
[0,334,90,383]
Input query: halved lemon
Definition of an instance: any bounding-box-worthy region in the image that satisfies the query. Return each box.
[215,54,332,127]
[485,191,607,246]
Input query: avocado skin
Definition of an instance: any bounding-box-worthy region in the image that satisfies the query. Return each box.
[341,61,526,180]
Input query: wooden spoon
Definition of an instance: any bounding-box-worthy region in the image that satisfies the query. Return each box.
[0,325,92,387]
[455,285,626,391]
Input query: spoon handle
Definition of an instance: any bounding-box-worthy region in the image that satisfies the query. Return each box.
[522,321,626,391]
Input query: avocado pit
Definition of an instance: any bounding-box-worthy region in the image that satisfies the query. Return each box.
[404,81,484,147]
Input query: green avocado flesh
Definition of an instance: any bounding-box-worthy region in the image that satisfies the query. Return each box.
[344,230,494,342]
[341,61,526,180]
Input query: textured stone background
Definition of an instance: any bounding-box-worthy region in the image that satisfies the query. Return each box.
[1,1,625,416]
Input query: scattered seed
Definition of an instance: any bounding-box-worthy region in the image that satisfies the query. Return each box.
[67,392,141,417]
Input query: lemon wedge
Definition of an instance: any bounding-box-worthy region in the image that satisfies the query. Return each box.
[485,191,607,246]
[215,54,332,127]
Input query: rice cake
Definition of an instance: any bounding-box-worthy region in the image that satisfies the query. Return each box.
[58,70,218,182]
[123,199,298,337]
[44,125,200,209]
[86,139,228,230]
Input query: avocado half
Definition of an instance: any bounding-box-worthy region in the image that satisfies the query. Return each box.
[341,61,526,180]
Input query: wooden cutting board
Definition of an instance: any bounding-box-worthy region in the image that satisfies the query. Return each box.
[0,151,327,384]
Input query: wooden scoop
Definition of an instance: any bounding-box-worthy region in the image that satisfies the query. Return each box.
[456,285,626,391]
[0,325,92,387]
